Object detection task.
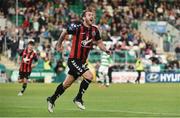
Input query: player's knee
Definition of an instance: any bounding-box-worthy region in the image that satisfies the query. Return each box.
[62,83,70,89]
[62,81,71,89]
[18,79,22,83]
[84,72,93,81]
[62,75,75,89]
[23,79,28,83]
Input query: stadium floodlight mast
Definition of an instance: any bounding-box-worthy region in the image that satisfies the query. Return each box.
[16,0,18,27]
[16,0,19,41]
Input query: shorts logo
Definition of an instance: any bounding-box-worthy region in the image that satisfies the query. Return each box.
[71,60,83,73]
[82,64,88,70]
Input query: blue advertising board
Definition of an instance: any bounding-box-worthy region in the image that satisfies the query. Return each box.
[145,72,180,83]
[147,21,167,34]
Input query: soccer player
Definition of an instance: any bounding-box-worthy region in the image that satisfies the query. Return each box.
[47,7,111,112]
[99,49,113,87]
[135,57,144,84]
[17,40,38,96]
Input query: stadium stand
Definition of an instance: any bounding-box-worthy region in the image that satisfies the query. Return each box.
[0,0,180,82]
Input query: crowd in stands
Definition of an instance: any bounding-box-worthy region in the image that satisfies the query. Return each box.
[0,0,179,72]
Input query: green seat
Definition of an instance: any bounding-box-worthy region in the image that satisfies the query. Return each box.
[89,51,101,63]
[160,64,165,72]
[96,8,103,23]
[0,64,6,73]
[32,59,44,72]
[127,51,136,63]
[69,4,83,15]
[53,71,66,83]
[10,15,24,26]
[127,58,136,63]
[114,51,126,63]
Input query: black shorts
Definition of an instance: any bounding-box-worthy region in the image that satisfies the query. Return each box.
[19,71,31,79]
[67,59,89,79]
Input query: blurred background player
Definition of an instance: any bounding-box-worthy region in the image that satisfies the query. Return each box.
[135,57,144,84]
[99,45,113,87]
[47,7,111,113]
[17,40,38,96]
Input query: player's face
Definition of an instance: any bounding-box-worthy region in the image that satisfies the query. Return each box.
[28,44,34,52]
[84,11,94,26]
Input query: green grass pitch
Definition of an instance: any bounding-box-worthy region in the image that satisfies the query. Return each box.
[0,83,180,117]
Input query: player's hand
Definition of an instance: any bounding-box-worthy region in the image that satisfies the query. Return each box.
[17,61,21,65]
[31,64,36,68]
[106,50,112,55]
[56,43,63,52]
[17,58,21,65]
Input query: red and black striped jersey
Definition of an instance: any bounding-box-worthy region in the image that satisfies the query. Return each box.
[66,22,101,63]
[19,48,38,73]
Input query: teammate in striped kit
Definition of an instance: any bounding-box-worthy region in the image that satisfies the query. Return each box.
[17,41,38,96]
[47,7,111,113]
[99,50,113,87]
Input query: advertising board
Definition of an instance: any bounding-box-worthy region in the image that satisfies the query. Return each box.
[112,72,145,83]
[145,72,180,83]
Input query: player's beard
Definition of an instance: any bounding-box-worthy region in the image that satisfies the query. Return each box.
[28,47,33,53]
[86,18,93,26]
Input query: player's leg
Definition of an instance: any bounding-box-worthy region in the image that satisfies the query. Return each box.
[73,70,93,110]
[108,66,113,83]
[137,71,141,84]
[50,74,75,103]
[100,67,109,87]
[47,74,75,113]
[20,78,28,94]
[102,73,106,86]
[135,71,141,84]
[98,66,106,86]
[18,78,28,96]
[105,67,110,86]
[18,72,28,96]
[105,74,110,86]
[100,67,105,85]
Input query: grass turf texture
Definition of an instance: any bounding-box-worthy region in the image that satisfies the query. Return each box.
[0,83,180,117]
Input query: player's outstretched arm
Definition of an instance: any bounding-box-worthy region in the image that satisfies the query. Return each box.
[31,63,37,68]
[17,55,21,65]
[97,40,112,55]
[56,29,67,51]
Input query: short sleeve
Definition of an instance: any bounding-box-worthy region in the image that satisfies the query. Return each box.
[33,53,38,62]
[18,49,24,56]
[94,28,101,41]
[66,22,80,35]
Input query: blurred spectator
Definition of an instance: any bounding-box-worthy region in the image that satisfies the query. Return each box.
[22,16,30,29]
[167,60,180,72]
[44,57,51,70]
[149,59,161,72]
[10,36,18,61]
[54,59,65,74]
[163,31,173,52]
[176,17,180,30]
[18,36,25,51]
[0,31,3,60]
[175,44,180,61]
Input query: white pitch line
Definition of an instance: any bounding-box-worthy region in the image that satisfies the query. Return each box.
[64,108,180,116]
[10,106,180,116]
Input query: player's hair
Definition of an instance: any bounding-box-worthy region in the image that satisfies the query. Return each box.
[81,7,95,18]
[28,41,35,46]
